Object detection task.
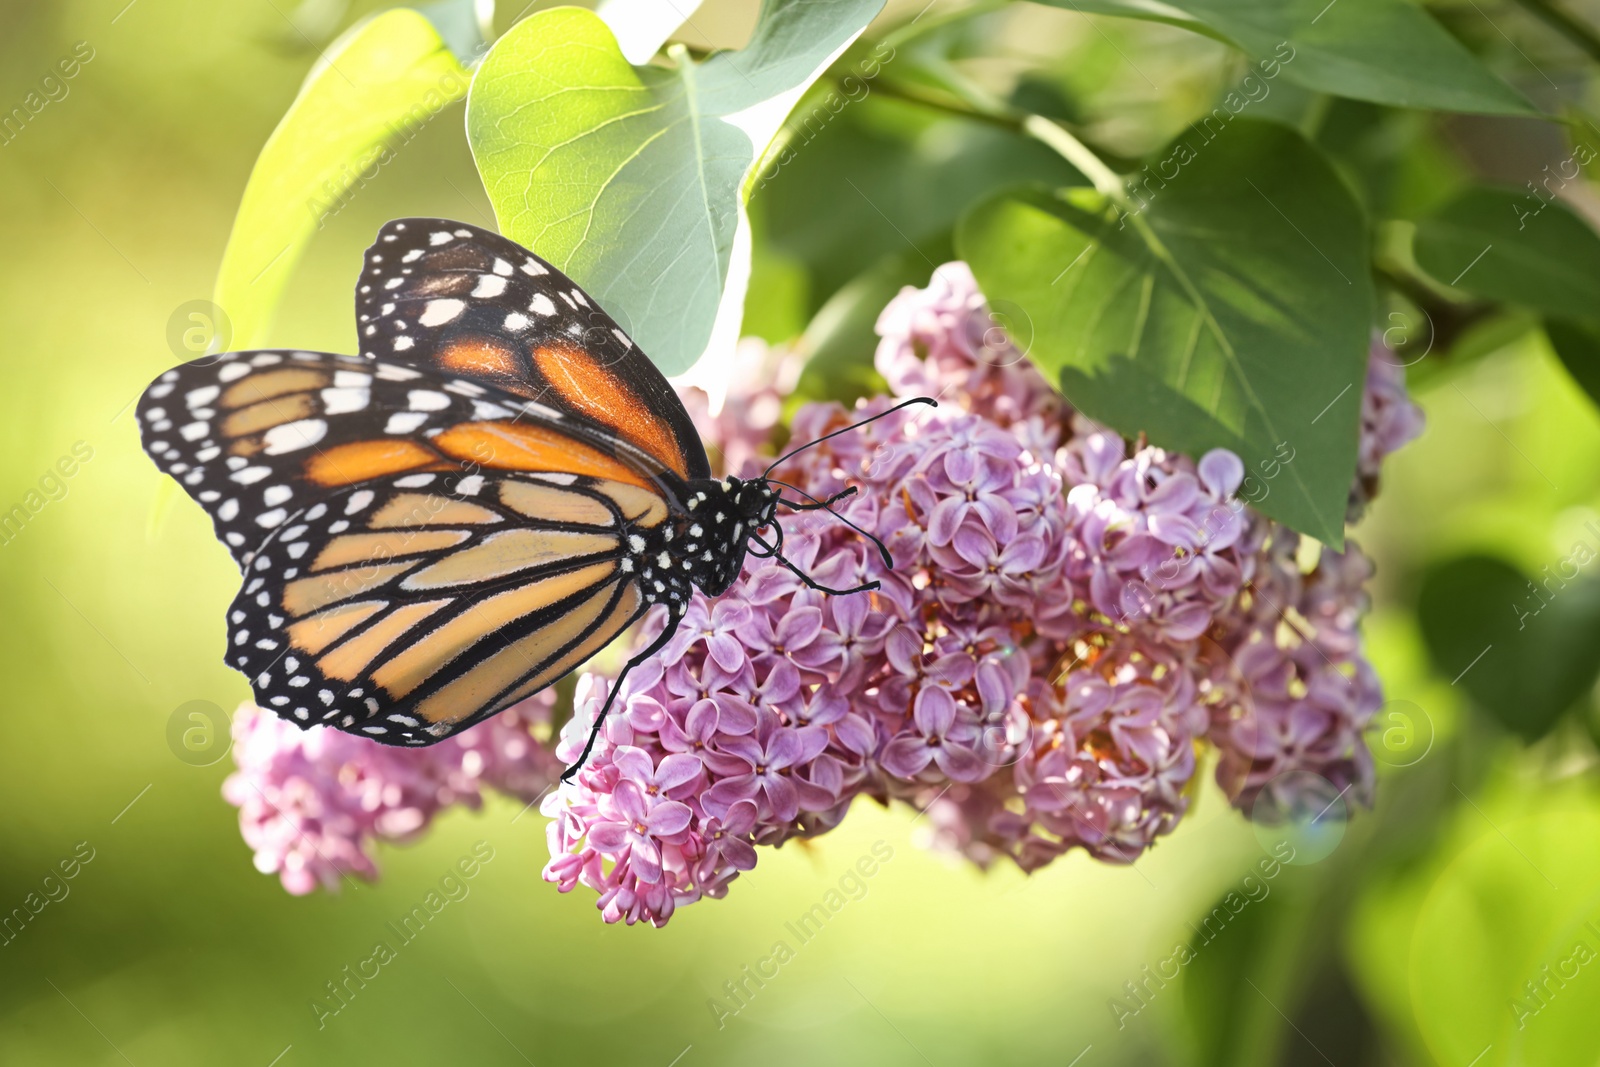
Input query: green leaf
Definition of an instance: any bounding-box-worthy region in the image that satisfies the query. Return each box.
[1408,800,1600,1066]
[214,10,470,349]
[758,92,1080,312]
[466,0,885,376]
[789,241,952,408]
[1415,186,1600,319]
[1545,317,1600,411]
[1035,0,1533,115]
[1416,555,1600,742]
[594,0,706,64]
[957,120,1370,545]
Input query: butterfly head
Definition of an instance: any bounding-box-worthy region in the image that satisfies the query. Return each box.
[681,398,939,601]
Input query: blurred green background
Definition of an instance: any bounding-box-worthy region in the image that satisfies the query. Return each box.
[7,0,1600,1063]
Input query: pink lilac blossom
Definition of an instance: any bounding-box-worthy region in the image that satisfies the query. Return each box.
[223,262,1423,925]
[1350,345,1426,520]
[224,694,558,894]
[1059,419,1257,643]
[677,337,804,475]
[540,397,1075,925]
[1200,528,1384,822]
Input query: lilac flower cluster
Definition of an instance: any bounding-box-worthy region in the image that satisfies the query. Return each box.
[222,261,1423,924]
[225,695,559,894]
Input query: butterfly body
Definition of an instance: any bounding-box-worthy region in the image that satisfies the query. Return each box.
[137,218,817,759]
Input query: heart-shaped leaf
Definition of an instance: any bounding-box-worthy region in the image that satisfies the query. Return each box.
[213,9,471,349]
[466,0,885,375]
[1417,554,1600,742]
[958,120,1370,545]
[1036,0,1532,115]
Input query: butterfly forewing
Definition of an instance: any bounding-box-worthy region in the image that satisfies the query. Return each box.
[355,218,711,485]
[228,469,666,742]
[137,350,503,566]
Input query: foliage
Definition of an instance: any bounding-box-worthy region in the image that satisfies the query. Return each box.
[21,0,1600,1063]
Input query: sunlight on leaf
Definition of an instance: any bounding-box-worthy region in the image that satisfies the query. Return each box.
[466,0,884,376]
[959,120,1370,545]
[212,9,469,350]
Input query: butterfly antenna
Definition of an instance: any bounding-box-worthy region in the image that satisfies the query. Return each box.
[763,396,937,477]
[769,478,893,570]
[779,485,857,511]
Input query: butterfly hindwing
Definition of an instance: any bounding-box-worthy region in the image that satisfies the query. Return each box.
[226,469,671,743]
[355,218,710,485]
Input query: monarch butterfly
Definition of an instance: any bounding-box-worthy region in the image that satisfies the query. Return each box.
[137,218,930,778]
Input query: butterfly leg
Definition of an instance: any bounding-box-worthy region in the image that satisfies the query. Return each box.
[559,612,681,782]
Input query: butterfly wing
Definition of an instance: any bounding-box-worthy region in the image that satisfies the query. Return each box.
[354,218,711,485]
[139,350,696,743]
[226,468,669,744]
[138,349,689,565]
[139,215,717,743]
[137,350,501,566]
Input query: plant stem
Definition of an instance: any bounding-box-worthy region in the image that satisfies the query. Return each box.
[864,73,1133,205]
[1021,114,1130,205]
[862,76,1024,132]
[1509,0,1600,64]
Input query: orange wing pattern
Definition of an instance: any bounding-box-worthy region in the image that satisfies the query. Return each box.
[225,469,670,743]
[137,217,747,750]
[137,350,688,567]
[354,218,710,485]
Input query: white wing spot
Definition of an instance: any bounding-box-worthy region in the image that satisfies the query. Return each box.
[384,411,428,434]
[408,389,450,411]
[419,299,465,326]
[472,275,507,298]
[262,419,328,455]
[529,293,557,316]
[321,387,368,414]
